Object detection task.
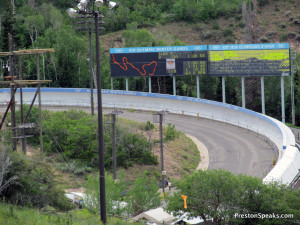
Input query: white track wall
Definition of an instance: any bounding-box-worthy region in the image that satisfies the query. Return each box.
[0,88,299,185]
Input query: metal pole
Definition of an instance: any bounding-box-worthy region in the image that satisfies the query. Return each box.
[159,114,165,194]
[19,57,26,154]
[222,76,226,103]
[291,71,295,125]
[89,24,94,115]
[126,77,129,91]
[95,11,107,224]
[111,77,113,90]
[241,76,245,108]
[112,114,117,180]
[149,76,152,93]
[281,76,285,123]
[173,76,176,96]
[261,76,265,114]
[196,75,200,98]
[36,55,43,152]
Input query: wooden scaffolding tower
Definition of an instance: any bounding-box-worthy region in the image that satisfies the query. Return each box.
[0,35,54,154]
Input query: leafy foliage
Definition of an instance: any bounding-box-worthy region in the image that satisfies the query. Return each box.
[84,171,161,217]
[125,171,161,216]
[19,108,158,168]
[84,172,127,215]
[167,169,300,225]
[165,123,178,141]
[0,146,74,211]
[0,1,299,125]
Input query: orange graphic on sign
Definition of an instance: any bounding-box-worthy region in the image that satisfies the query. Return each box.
[112,55,157,76]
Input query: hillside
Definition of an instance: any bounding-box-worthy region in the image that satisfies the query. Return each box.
[101,0,300,53]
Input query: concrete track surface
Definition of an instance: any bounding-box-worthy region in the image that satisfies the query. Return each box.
[0,106,275,178]
[103,109,274,178]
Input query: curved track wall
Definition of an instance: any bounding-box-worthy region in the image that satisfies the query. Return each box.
[0,88,299,185]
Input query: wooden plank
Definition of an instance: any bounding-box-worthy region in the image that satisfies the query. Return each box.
[0,48,55,57]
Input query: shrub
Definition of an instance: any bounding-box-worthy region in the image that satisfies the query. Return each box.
[238,21,245,28]
[278,22,286,28]
[0,148,74,211]
[225,36,235,44]
[223,28,234,37]
[280,34,288,42]
[201,31,212,40]
[165,123,178,141]
[25,109,157,169]
[144,121,154,131]
[260,36,270,43]
[212,21,220,30]
[257,0,269,7]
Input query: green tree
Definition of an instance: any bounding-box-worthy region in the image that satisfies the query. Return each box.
[123,24,155,48]
[84,172,127,216]
[24,14,45,47]
[167,169,300,225]
[126,171,161,216]
[0,4,16,51]
[0,148,73,211]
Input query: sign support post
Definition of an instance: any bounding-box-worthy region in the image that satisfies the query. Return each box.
[149,76,152,93]
[222,76,226,103]
[126,77,129,91]
[241,76,245,108]
[261,76,265,114]
[173,76,176,96]
[197,75,200,98]
[281,76,285,123]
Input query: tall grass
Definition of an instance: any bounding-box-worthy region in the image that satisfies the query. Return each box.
[0,203,144,225]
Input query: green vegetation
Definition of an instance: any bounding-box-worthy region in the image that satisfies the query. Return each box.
[0,0,300,125]
[165,123,179,141]
[167,169,300,225]
[0,145,74,211]
[9,108,158,169]
[0,203,145,225]
[84,171,160,217]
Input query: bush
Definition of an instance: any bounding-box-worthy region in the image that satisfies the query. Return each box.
[280,34,288,42]
[165,123,178,141]
[212,21,220,30]
[144,121,154,131]
[237,21,245,28]
[260,36,270,43]
[201,31,213,40]
[223,28,234,37]
[0,147,74,211]
[257,0,269,7]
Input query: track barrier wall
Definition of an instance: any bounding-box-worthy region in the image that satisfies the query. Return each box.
[0,88,299,185]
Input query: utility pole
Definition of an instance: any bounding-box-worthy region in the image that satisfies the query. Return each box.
[19,57,26,154]
[36,55,43,151]
[88,20,94,115]
[106,110,122,180]
[153,110,168,195]
[9,33,17,150]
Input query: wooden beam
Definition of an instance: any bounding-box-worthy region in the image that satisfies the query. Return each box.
[0,48,55,57]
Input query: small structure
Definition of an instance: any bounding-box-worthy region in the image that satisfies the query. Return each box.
[0,35,54,154]
[132,207,175,225]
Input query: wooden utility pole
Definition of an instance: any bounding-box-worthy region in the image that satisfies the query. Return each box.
[36,55,43,151]
[9,33,17,150]
[19,57,27,154]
